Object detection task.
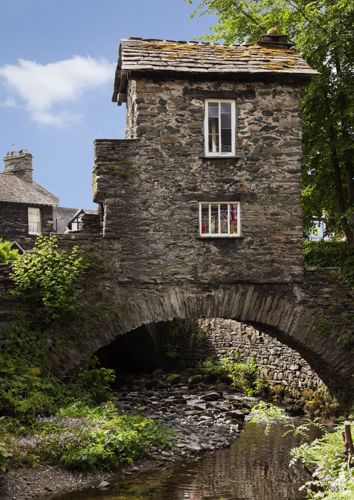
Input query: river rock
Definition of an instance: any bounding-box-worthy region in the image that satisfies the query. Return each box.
[201,391,222,401]
[188,375,203,385]
[166,373,181,384]
[97,481,110,490]
[227,410,245,422]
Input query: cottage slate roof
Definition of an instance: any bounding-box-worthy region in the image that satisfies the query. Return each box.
[53,206,78,233]
[113,37,318,102]
[0,173,59,206]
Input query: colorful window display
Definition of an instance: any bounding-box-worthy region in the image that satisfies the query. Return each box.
[199,202,240,237]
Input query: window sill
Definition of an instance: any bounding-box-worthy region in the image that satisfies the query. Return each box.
[196,235,244,240]
[199,153,244,160]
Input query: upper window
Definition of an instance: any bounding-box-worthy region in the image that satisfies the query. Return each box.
[199,202,241,237]
[28,207,41,235]
[204,100,236,157]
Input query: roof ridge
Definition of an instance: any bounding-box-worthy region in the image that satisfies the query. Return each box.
[123,37,242,48]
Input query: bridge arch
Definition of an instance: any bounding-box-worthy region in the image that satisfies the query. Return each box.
[61,282,353,404]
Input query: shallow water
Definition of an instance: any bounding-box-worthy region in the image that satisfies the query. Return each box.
[56,422,309,500]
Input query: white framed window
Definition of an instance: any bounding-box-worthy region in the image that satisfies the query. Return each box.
[28,207,41,235]
[199,202,241,237]
[204,99,236,157]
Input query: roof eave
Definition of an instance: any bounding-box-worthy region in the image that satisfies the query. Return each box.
[112,42,130,105]
[121,68,318,86]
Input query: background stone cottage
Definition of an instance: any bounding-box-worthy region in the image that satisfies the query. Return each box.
[0,150,59,249]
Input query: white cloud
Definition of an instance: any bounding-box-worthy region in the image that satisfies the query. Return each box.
[0,56,115,125]
[2,96,18,107]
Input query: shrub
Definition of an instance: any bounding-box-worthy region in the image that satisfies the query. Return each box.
[12,403,172,471]
[0,238,18,264]
[200,351,267,396]
[0,323,115,418]
[0,441,11,472]
[290,423,354,498]
[10,235,88,322]
[74,357,115,405]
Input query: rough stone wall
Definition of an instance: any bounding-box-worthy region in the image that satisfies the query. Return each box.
[94,77,304,286]
[193,319,322,389]
[0,202,53,249]
[80,213,101,234]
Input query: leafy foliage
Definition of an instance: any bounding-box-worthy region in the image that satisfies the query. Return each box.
[187,0,354,242]
[250,401,286,422]
[10,403,172,471]
[249,401,287,434]
[290,423,354,498]
[0,238,18,264]
[201,351,267,396]
[0,441,11,472]
[284,417,327,440]
[10,235,88,322]
[304,241,354,289]
[0,322,115,418]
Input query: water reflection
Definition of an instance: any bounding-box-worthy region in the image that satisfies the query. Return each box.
[55,423,308,500]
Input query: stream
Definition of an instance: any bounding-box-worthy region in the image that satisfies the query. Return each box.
[55,421,309,500]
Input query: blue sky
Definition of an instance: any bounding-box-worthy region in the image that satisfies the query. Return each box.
[0,0,214,208]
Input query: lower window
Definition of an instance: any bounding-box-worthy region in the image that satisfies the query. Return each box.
[28,207,41,235]
[199,202,241,237]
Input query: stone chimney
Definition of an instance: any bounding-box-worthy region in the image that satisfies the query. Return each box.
[257,30,292,49]
[3,149,33,182]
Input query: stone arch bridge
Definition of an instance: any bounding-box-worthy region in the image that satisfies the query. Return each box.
[49,236,354,406]
[0,243,353,404]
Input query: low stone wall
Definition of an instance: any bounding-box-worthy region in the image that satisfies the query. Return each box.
[187,319,322,390]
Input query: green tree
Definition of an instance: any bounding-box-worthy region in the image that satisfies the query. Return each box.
[187,0,354,242]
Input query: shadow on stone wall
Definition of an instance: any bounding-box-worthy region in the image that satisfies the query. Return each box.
[95,318,321,391]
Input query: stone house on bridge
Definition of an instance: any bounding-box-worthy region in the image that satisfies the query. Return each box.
[94,33,318,285]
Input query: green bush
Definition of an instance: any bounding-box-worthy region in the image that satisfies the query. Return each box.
[304,241,354,289]
[11,403,172,471]
[74,357,116,405]
[200,351,267,396]
[0,353,115,418]
[10,235,88,322]
[0,323,115,418]
[0,441,11,472]
[0,238,18,264]
[290,423,354,498]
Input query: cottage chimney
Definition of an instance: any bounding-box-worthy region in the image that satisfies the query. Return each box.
[257,31,292,49]
[3,149,33,182]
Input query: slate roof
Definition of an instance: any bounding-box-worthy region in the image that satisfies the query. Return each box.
[53,206,78,233]
[68,208,98,223]
[113,37,318,102]
[0,173,59,206]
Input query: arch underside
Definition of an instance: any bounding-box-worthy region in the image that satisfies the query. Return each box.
[64,284,354,404]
